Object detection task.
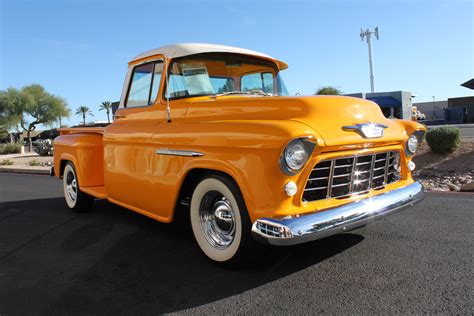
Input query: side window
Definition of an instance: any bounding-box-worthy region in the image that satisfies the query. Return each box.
[126,61,163,107]
[241,72,274,94]
[150,62,164,102]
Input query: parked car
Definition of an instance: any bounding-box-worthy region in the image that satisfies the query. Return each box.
[53,43,426,264]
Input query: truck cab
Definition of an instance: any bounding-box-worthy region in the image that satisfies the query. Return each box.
[53,43,425,265]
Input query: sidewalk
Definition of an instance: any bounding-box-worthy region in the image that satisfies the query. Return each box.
[427,123,474,129]
[0,153,52,175]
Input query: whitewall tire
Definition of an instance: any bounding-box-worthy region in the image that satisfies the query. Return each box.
[190,174,254,264]
[62,162,94,212]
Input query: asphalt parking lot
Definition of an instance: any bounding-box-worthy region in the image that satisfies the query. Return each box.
[0,173,472,315]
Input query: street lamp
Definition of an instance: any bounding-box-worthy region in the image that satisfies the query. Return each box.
[360,27,379,93]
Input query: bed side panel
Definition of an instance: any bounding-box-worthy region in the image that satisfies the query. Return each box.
[53,133,104,187]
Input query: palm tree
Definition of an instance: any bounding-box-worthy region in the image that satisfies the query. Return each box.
[99,101,112,123]
[75,106,93,126]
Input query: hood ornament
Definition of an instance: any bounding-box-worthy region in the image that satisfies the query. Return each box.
[342,122,388,139]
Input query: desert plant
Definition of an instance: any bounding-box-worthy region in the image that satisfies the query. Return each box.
[99,101,112,123]
[0,142,21,155]
[28,159,44,166]
[425,127,461,154]
[0,159,13,166]
[34,139,54,156]
[75,106,93,125]
[315,86,342,95]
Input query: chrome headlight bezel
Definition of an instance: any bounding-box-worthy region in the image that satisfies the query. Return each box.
[279,138,316,175]
[406,134,419,156]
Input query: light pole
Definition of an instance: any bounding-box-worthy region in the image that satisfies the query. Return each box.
[360,27,379,93]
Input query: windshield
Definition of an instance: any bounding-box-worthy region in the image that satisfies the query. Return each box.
[165,53,288,99]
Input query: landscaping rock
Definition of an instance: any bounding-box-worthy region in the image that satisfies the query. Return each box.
[460,181,474,192]
[447,183,461,192]
[413,139,473,193]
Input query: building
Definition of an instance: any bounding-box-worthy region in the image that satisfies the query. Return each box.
[413,100,447,120]
[446,96,474,123]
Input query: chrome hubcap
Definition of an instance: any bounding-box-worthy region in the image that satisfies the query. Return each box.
[66,170,77,203]
[199,191,236,249]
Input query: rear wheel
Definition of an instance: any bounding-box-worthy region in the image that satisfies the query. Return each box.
[63,162,94,212]
[190,174,257,266]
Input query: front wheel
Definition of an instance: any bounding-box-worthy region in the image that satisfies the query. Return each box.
[190,174,256,265]
[63,162,94,212]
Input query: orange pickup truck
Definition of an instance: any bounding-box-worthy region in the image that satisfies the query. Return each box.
[53,43,425,264]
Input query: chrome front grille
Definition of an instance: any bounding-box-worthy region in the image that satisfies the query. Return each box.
[303,151,400,202]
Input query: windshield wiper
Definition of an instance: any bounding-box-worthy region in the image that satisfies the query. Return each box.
[214,90,273,97]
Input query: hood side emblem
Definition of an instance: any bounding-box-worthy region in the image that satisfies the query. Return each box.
[342,122,388,139]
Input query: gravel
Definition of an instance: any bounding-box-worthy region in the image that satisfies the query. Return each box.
[412,139,474,192]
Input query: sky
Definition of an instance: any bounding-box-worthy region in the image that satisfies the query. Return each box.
[1,0,473,126]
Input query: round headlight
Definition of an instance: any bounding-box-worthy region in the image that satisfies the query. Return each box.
[407,134,418,154]
[285,139,308,171]
[280,138,315,175]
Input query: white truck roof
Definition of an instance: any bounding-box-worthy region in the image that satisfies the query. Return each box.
[131,43,288,70]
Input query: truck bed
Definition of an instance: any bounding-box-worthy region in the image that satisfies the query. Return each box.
[58,127,105,136]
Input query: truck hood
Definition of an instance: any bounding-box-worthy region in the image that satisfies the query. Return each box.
[187,95,408,148]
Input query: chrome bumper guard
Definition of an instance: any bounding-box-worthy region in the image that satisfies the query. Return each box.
[251,181,425,246]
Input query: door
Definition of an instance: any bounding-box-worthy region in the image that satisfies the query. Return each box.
[104,60,166,217]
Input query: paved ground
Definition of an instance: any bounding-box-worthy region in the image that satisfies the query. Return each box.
[0,173,472,315]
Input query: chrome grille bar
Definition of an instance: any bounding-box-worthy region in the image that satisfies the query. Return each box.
[327,160,335,198]
[383,152,391,185]
[349,157,357,193]
[368,154,376,188]
[303,151,401,202]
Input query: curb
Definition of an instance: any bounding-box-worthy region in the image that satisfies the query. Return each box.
[426,190,474,195]
[427,124,474,129]
[0,167,51,175]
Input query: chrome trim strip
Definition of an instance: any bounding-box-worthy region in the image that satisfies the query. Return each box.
[155,148,204,157]
[252,181,425,246]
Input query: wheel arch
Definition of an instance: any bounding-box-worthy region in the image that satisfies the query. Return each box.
[173,168,248,222]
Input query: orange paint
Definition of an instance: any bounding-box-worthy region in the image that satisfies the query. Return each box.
[53,48,425,224]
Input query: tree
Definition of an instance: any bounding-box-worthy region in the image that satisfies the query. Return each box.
[99,101,112,123]
[315,86,342,95]
[0,84,69,150]
[0,88,28,134]
[20,85,69,151]
[58,106,71,128]
[75,106,93,126]
[217,79,235,94]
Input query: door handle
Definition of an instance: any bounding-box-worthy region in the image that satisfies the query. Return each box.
[115,113,126,119]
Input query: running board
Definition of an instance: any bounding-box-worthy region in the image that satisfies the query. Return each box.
[80,185,107,199]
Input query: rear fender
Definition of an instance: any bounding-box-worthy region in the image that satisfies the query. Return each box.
[53,133,104,187]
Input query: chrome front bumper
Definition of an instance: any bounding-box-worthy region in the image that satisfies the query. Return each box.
[251,181,425,246]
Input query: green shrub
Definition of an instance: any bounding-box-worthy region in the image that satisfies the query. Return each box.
[0,159,13,166]
[0,143,21,155]
[34,139,54,156]
[426,127,461,153]
[28,159,44,167]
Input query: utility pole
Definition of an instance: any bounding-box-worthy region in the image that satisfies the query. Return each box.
[360,27,379,93]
